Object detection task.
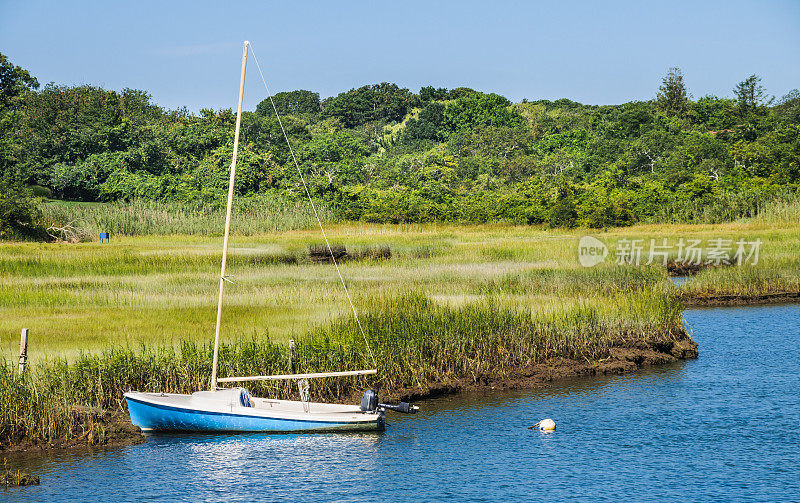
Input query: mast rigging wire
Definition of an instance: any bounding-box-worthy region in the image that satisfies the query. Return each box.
[248,44,377,368]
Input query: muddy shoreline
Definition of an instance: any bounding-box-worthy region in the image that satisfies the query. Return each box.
[681,290,800,307]
[1,411,144,456]
[1,335,698,457]
[387,337,698,403]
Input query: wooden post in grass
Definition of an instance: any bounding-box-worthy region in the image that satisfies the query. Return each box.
[18,329,28,374]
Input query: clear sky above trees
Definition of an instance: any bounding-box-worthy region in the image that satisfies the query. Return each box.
[0,0,798,113]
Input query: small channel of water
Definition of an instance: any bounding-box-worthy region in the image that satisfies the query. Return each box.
[670,275,691,286]
[4,304,799,502]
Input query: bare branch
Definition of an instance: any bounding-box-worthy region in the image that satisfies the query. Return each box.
[46,221,91,243]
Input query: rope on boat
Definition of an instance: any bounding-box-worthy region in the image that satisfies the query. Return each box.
[248,44,377,369]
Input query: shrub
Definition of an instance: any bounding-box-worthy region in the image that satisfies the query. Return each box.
[0,177,47,240]
[29,185,52,198]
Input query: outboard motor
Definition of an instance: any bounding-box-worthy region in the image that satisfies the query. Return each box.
[360,389,419,414]
[361,389,379,412]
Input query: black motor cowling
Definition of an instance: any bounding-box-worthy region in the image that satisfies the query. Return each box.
[361,389,379,412]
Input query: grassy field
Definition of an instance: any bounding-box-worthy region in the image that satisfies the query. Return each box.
[2,214,799,359]
[0,224,655,358]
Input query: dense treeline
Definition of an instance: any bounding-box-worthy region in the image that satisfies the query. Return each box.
[1,53,799,238]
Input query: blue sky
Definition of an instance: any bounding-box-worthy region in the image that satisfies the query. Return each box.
[1,0,798,112]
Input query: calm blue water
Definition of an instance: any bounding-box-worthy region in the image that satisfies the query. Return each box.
[4,305,799,502]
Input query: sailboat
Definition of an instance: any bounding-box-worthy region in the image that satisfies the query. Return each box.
[125,41,416,433]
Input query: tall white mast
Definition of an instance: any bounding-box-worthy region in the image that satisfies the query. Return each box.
[210,40,249,391]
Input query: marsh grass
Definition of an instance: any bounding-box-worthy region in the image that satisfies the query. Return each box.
[2,220,799,359]
[666,221,800,297]
[40,197,338,237]
[680,261,800,296]
[648,188,800,225]
[0,290,684,449]
[747,194,800,225]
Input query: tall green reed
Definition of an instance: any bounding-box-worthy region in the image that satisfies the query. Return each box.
[0,291,685,448]
[40,196,339,237]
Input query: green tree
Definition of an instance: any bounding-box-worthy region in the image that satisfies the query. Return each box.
[446,125,532,159]
[402,102,445,143]
[16,84,166,190]
[0,53,39,109]
[0,174,45,239]
[447,87,477,100]
[0,52,40,179]
[441,93,522,136]
[166,108,235,162]
[775,89,800,123]
[734,74,770,114]
[549,195,578,228]
[419,86,448,102]
[241,113,310,164]
[656,67,688,116]
[322,83,413,128]
[255,90,320,117]
[299,131,369,164]
[691,96,737,130]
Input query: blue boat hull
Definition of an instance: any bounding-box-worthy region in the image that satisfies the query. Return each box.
[126,395,384,433]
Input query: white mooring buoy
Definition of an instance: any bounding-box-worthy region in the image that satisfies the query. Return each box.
[531,418,556,431]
